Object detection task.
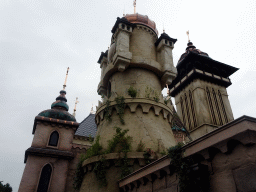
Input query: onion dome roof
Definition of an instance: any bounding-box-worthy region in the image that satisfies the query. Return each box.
[38,90,76,122]
[38,109,76,122]
[51,90,69,111]
[178,42,209,64]
[125,13,158,35]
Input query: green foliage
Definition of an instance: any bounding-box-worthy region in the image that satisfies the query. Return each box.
[115,96,125,124]
[107,127,132,153]
[168,143,209,192]
[128,86,137,98]
[145,86,152,98]
[160,150,167,156]
[120,153,131,179]
[73,136,103,190]
[143,148,155,165]
[88,134,94,143]
[93,158,107,187]
[136,140,145,152]
[104,100,112,122]
[74,128,133,189]
[107,127,132,178]
[153,91,160,102]
[0,181,12,192]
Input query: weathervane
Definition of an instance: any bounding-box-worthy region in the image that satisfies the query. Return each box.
[63,67,69,90]
[133,0,136,14]
[73,97,79,117]
[186,30,190,42]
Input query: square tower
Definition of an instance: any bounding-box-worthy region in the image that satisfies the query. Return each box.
[169,42,238,140]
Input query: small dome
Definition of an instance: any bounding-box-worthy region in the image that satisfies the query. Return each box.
[125,13,158,35]
[51,90,69,111]
[38,109,76,122]
[178,42,209,64]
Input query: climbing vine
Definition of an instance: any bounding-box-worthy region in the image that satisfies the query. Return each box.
[104,100,112,122]
[145,86,152,98]
[168,143,209,192]
[145,86,160,102]
[73,136,103,190]
[73,127,132,189]
[93,157,107,187]
[153,90,160,102]
[115,96,125,124]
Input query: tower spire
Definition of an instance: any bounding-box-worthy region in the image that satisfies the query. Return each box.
[63,67,69,90]
[73,97,79,117]
[133,0,136,14]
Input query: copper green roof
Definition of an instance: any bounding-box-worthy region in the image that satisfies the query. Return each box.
[38,109,76,122]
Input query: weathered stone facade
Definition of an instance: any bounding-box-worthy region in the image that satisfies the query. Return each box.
[19,10,256,192]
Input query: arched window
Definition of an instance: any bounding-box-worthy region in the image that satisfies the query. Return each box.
[37,164,52,192]
[48,131,59,147]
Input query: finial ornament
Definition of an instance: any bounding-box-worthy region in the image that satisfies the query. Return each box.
[63,67,69,90]
[186,30,190,42]
[163,23,165,33]
[73,97,79,117]
[133,0,136,14]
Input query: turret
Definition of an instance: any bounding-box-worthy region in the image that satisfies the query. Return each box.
[18,69,79,192]
[79,13,179,192]
[96,14,178,152]
[169,41,238,140]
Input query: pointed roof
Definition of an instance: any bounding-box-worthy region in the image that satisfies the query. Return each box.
[75,113,97,138]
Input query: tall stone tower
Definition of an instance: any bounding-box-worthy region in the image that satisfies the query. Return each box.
[96,14,178,152]
[18,90,79,192]
[169,42,238,140]
[80,13,178,191]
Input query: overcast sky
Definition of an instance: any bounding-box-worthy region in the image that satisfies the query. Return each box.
[0,0,255,191]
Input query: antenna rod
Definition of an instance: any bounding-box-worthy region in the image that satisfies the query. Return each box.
[133,0,136,14]
[186,30,190,42]
[73,97,79,117]
[63,67,69,90]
